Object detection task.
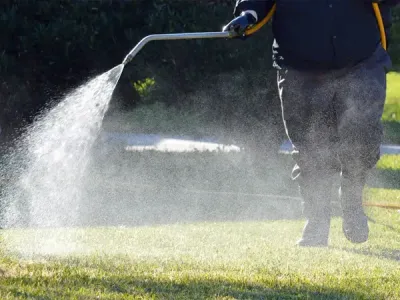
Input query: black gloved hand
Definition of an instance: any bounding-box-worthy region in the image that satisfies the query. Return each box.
[222,13,257,38]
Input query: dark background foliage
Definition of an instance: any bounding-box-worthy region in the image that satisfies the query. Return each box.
[0,0,399,148]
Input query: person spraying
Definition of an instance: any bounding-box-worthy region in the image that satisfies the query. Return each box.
[223,0,399,247]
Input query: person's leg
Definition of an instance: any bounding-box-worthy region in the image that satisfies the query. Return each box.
[277,68,340,247]
[335,45,392,243]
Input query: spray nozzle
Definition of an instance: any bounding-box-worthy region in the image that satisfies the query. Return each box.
[122,54,133,66]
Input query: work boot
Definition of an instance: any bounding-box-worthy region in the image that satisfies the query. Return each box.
[340,175,369,244]
[295,174,333,248]
[297,218,330,247]
[290,151,339,248]
[342,209,369,243]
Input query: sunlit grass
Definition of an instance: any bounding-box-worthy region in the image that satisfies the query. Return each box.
[1,206,400,300]
[377,154,400,170]
[383,72,400,122]
[386,72,400,105]
[365,187,400,204]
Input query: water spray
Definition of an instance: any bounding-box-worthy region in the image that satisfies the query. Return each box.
[0,2,390,232]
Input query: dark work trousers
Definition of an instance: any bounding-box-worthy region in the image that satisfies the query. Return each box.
[277,45,392,222]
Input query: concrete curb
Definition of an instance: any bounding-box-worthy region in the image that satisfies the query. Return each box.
[278,140,400,155]
[100,132,400,155]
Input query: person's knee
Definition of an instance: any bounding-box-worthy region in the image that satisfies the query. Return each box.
[339,105,384,171]
[291,147,340,181]
[340,141,381,175]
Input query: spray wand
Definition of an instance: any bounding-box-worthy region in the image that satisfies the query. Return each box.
[122,5,276,65]
[122,31,235,65]
[122,3,385,65]
[120,5,396,210]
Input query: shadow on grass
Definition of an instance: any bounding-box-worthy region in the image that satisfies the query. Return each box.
[367,216,400,234]
[368,169,400,190]
[334,246,400,262]
[383,121,400,145]
[1,273,382,299]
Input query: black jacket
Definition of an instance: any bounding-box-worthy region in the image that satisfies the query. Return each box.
[233,0,399,70]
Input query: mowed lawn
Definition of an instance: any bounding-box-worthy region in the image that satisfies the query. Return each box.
[383,72,400,143]
[0,74,399,299]
[384,72,400,122]
[368,71,400,208]
[0,211,399,299]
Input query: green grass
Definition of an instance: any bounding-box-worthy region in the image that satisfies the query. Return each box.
[1,207,400,300]
[376,155,400,170]
[383,72,400,143]
[365,187,400,204]
[368,155,400,190]
[384,72,400,122]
